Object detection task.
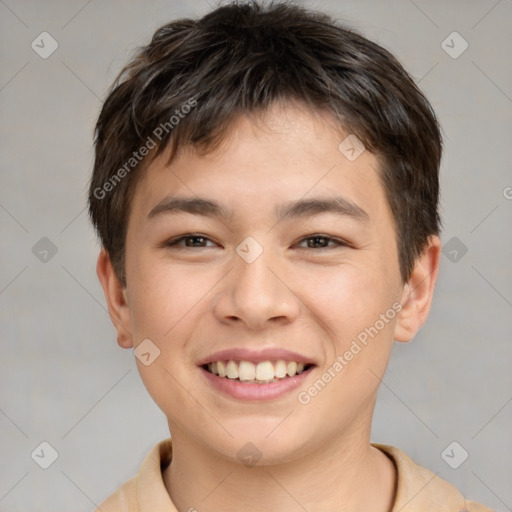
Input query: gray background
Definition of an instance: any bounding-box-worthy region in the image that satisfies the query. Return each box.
[1,0,511,510]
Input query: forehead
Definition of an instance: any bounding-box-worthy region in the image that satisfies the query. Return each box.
[130,102,391,229]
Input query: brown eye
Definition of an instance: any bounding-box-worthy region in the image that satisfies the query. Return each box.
[307,236,330,248]
[166,234,216,248]
[297,235,346,249]
[182,236,207,247]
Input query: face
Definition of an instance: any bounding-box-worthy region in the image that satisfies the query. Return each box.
[104,102,427,464]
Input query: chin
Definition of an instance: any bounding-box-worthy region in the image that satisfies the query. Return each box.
[214,423,314,467]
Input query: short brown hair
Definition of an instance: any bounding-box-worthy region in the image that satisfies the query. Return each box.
[88,0,442,285]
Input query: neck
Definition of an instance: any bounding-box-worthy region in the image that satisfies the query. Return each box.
[164,417,396,512]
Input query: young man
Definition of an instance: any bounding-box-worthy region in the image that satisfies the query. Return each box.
[89,2,492,510]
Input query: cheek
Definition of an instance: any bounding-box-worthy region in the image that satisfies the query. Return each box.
[295,268,397,425]
[299,262,400,399]
[126,264,204,419]
[127,253,211,341]
[301,265,392,339]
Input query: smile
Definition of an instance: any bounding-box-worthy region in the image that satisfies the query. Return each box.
[203,360,313,383]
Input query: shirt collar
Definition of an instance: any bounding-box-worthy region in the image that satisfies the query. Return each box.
[134,438,465,511]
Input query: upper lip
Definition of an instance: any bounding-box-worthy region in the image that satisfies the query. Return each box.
[197,348,317,366]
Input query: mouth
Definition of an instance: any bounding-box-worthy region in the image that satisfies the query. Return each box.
[201,359,315,384]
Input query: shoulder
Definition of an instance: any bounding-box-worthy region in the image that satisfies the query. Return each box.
[373,444,494,512]
[94,438,174,512]
[94,476,138,512]
[464,502,496,512]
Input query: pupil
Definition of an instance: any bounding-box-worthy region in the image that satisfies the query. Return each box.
[309,237,326,248]
[188,236,204,246]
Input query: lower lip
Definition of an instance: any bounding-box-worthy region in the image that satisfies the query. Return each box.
[200,366,314,401]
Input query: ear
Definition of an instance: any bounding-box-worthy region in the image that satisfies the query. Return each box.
[394,235,441,343]
[96,249,133,349]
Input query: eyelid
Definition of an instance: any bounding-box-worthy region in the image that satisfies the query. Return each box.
[161,233,351,250]
[163,233,219,248]
[294,234,350,249]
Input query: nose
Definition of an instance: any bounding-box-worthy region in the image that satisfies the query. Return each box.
[212,249,301,330]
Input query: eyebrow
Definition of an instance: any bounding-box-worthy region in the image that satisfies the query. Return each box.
[148,197,232,220]
[147,195,369,223]
[276,196,369,223]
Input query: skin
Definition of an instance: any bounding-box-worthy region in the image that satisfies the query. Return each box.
[97,101,441,512]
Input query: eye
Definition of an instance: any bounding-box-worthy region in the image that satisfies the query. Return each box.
[296,235,348,249]
[165,234,217,248]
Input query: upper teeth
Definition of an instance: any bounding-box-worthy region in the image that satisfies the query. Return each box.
[207,360,306,382]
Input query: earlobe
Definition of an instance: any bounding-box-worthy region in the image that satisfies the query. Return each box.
[394,236,441,343]
[96,249,134,349]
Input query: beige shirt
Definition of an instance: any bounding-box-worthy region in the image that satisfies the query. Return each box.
[95,438,493,512]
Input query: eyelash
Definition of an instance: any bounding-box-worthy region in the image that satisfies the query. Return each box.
[164,234,349,250]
